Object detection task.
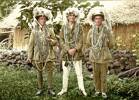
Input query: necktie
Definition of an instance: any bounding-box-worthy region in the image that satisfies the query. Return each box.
[98,28,99,33]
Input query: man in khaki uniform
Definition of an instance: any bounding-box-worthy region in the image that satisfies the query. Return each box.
[27,7,57,96]
[57,7,87,96]
[86,7,115,98]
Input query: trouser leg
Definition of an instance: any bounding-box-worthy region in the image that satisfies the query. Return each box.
[46,61,54,89]
[57,61,71,95]
[74,60,87,96]
[61,61,71,91]
[100,63,108,93]
[36,63,44,90]
[93,62,101,92]
[74,60,85,91]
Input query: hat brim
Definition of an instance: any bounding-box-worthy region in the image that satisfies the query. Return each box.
[35,15,49,21]
[92,14,104,21]
[66,12,78,17]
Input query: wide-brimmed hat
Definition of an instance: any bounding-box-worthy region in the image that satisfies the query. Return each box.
[86,7,105,25]
[33,7,53,20]
[86,6,112,32]
[92,11,104,21]
[63,7,84,24]
[31,7,53,29]
[64,7,80,17]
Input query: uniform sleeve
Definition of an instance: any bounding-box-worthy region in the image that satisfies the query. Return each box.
[48,28,57,46]
[27,31,35,59]
[59,25,69,52]
[86,29,92,48]
[75,26,83,51]
[106,28,115,49]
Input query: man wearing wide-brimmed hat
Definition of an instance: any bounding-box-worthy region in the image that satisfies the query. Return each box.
[57,7,87,96]
[27,7,57,96]
[86,7,115,98]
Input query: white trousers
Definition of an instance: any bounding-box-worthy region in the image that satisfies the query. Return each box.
[61,60,86,92]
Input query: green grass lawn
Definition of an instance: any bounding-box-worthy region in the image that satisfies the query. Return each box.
[0,65,138,100]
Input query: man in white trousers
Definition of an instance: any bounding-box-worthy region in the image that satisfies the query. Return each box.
[57,7,87,96]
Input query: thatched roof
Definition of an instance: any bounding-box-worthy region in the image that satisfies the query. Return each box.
[108,0,139,25]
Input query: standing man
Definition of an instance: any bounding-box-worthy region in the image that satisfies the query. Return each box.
[57,7,87,96]
[27,7,57,96]
[86,7,115,98]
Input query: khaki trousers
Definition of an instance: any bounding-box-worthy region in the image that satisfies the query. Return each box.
[35,61,54,90]
[93,62,108,93]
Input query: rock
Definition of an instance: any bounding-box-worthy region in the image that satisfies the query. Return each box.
[109,50,137,74]
[84,50,137,75]
[16,55,21,60]
[0,50,31,70]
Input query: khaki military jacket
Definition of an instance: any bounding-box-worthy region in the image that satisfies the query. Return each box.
[60,23,83,61]
[28,25,57,63]
[87,24,115,63]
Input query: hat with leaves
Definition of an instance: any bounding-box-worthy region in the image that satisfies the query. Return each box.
[31,7,53,29]
[33,7,53,20]
[63,7,84,24]
[86,7,112,31]
[87,7,104,23]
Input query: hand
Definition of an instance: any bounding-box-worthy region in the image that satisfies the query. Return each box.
[68,48,76,56]
[47,38,54,42]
